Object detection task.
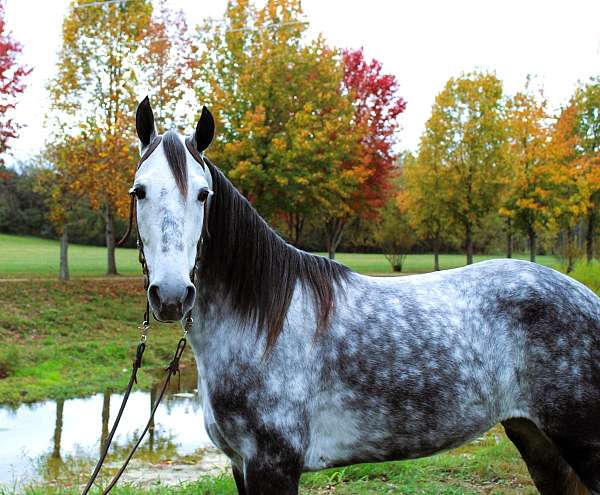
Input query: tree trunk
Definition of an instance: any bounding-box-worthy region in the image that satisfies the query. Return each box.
[506,218,513,259]
[587,209,595,263]
[433,236,440,271]
[59,228,69,281]
[566,227,575,274]
[325,218,346,260]
[465,223,474,265]
[105,204,117,275]
[528,227,537,263]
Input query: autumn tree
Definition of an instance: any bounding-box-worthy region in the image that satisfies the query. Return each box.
[571,78,600,262]
[48,0,151,274]
[400,150,452,271]
[139,0,192,130]
[500,81,554,262]
[323,48,406,259]
[0,0,31,162]
[193,0,360,245]
[548,104,591,272]
[375,195,416,273]
[420,72,509,264]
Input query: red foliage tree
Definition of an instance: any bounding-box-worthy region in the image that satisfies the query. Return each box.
[325,48,406,258]
[0,1,30,161]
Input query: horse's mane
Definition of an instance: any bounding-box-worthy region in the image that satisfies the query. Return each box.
[199,157,350,350]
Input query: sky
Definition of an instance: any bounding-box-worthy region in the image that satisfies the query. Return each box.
[3,0,600,167]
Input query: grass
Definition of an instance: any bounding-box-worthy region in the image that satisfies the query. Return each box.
[0,234,141,278]
[0,427,536,494]
[0,278,195,404]
[0,233,598,494]
[0,233,563,278]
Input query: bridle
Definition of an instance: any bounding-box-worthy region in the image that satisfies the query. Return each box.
[81,135,210,494]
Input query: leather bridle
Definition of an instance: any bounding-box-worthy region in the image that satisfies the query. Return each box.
[81,135,210,494]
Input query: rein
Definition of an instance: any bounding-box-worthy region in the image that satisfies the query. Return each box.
[81,135,208,494]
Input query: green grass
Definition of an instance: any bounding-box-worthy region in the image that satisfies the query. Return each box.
[1,233,562,278]
[1,427,535,494]
[0,234,597,494]
[0,234,141,278]
[320,252,561,275]
[0,278,194,404]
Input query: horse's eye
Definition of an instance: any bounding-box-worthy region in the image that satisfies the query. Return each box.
[132,186,146,200]
[198,188,210,202]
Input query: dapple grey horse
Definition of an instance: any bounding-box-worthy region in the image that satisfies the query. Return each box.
[131,97,600,494]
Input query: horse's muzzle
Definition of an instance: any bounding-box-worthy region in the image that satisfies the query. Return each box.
[148,282,195,322]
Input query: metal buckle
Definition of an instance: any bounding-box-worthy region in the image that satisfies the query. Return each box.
[139,321,150,342]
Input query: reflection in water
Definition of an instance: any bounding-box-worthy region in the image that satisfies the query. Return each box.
[100,392,110,456]
[0,369,223,489]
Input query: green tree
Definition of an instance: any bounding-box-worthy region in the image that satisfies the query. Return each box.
[375,194,416,272]
[48,0,152,274]
[419,72,509,264]
[193,0,359,245]
[400,149,453,271]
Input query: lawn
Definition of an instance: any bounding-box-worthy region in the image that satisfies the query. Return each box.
[1,234,598,494]
[6,426,537,494]
[1,233,562,278]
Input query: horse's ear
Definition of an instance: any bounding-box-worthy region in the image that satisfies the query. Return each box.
[194,106,214,153]
[136,96,156,149]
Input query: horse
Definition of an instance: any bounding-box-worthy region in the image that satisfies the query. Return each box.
[130,97,600,495]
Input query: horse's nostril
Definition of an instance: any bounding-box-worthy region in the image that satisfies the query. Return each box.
[183,285,196,311]
[148,284,161,309]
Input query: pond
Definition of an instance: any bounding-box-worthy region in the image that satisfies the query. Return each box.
[0,370,228,490]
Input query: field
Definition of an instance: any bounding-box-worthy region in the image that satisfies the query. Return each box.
[1,234,598,494]
[0,233,562,278]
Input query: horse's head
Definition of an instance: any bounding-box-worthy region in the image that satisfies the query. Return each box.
[132,97,214,322]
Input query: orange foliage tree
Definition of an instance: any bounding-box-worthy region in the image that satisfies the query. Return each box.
[140,0,193,130]
[48,0,152,274]
[500,81,554,262]
[571,78,600,262]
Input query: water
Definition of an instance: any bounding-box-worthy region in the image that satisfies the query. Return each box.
[0,372,226,489]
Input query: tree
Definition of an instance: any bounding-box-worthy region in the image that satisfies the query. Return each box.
[140,0,192,130]
[501,81,554,262]
[323,48,406,259]
[419,72,509,264]
[375,195,416,272]
[35,138,91,281]
[194,0,360,245]
[571,78,600,262]
[548,104,591,272]
[0,0,31,162]
[48,0,152,274]
[400,151,452,271]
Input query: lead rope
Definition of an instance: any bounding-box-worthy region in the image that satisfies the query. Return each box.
[81,135,206,493]
[80,198,197,494]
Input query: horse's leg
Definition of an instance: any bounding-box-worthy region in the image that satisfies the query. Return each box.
[232,465,247,495]
[502,418,590,495]
[549,437,600,494]
[243,453,302,495]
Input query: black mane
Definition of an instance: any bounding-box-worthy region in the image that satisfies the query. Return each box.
[199,157,350,350]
